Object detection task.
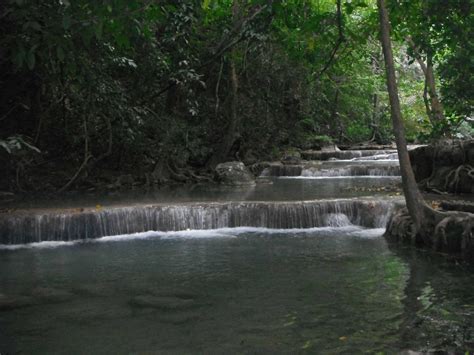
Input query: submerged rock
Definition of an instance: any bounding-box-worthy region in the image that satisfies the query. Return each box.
[215,161,256,186]
[129,295,197,311]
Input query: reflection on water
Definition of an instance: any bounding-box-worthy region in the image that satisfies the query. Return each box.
[0,229,473,353]
[4,177,401,210]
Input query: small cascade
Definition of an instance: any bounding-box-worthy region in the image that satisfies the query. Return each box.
[352,153,399,161]
[301,165,400,177]
[301,149,397,161]
[0,199,393,245]
[323,213,352,227]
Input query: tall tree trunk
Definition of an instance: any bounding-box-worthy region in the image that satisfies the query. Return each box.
[208,0,241,168]
[407,38,445,126]
[377,0,427,232]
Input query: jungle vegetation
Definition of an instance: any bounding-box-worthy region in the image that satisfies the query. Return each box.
[0,0,472,192]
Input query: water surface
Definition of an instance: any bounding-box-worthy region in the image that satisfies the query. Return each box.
[1,228,473,353]
[3,177,401,211]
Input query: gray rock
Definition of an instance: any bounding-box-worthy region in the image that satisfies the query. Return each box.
[215,161,256,186]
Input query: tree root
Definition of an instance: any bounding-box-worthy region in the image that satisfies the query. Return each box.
[386,205,474,261]
[444,164,474,192]
[433,213,473,256]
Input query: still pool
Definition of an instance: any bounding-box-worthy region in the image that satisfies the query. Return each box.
[1,227,473,353]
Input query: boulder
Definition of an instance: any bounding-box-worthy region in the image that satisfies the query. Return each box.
[214,161,256,186]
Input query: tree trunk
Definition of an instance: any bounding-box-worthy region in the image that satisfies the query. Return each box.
[406,38,445,126]
[424,55,445,124]
[377,0,427,232]
[208,0,241,168]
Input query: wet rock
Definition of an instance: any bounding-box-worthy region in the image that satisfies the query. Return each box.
[129,295,197,311]
[215,161,256,186]
[281,150,302,164]
[410,139,474,193]
[248,161,271,177]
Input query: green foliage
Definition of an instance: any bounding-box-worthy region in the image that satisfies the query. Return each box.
[388,0,473,132]
[0,0,471,190]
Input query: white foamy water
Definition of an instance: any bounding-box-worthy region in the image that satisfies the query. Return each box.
[278,176,401,180]
[0,225,384,250]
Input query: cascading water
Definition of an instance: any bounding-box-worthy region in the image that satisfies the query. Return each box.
[0,148,403,247]
[260,163,400,177]
[301,149,398,161]
[0,199,393,245]
[300,165,400,177]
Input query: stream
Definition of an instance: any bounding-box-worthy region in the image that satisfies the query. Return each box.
[1,150,473,353]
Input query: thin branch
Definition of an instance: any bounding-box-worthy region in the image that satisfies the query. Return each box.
[215,57,224,116]
[312,0,345,81]
[145,4,269,102]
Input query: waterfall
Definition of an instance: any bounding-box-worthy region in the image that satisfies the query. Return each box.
[301,165,401,177]
[0,199,393,245]
[301,149,398,161]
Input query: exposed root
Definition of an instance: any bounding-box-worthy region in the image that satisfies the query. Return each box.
[386,205,474,261]
[444,164,474,192]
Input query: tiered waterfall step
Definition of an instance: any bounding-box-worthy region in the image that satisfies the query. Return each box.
[261,161,400,177]
[0,199,395,245]
[301,149,398,161]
